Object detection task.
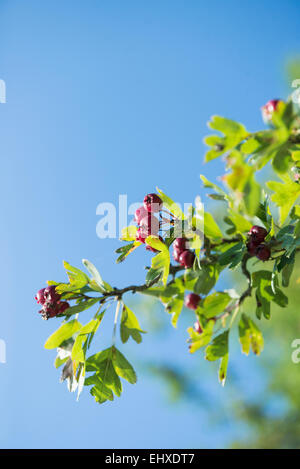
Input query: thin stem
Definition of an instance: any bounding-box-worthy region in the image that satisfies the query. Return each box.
[112,299,121,345]
[238,254,252,306]
[229,306,240,328]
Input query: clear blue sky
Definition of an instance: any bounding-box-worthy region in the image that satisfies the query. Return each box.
[0,0,299,449]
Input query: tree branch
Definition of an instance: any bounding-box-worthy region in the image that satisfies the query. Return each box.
[238,253,252,306]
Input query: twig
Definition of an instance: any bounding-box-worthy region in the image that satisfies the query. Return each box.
[238,253,252,306]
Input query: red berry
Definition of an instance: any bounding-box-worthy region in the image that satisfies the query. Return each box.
[247,240,258,256]
[261,99,281,123]
[57,301,70,314]
[139,213,159,236]
[44,285,61,303]
[134,206,148,225]
[248,225,268,244]
[256,244,271,261]
[179,250,195,268]
[173,237,188,252]
[185,293,201,310]
[194,320,203,334]
[143,193,163,213]
[35,288,46,305]
[39,303,58,320]
[38,300,70,320]
[173,246,181,262]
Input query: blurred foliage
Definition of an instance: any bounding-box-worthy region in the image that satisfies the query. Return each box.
[230,260,300,448]
[286,57,300,83]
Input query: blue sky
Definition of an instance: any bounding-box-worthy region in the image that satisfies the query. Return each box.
[0,0,300,449]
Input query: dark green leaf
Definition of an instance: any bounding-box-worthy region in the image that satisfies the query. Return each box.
[112,347,137,384]
[205,330,229,361]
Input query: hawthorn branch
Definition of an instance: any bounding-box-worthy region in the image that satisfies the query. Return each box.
[100,277,162,301]
[210,237,241,249]
[99,236,245,303]
[238,253,252,306]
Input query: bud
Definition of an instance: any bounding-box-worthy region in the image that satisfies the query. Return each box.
[261,99,282,124]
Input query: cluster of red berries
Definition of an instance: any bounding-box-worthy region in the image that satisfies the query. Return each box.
[173,237,195,269]
[247,225,270,261]
[35,285,69,320]
[134,193,163,252]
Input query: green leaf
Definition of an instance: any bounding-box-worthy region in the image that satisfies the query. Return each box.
[200,292,231,319]
[120,304,146,344]
[291,205,300,220]
[86,347,112,371]
[238,314,264,356]
[86,347,136,404]
[193,264,220,295]
[219,354,229,386]
[200,175,229,201]
[54,356,69,369]
[100,359,122,397]
[292,150,300,162]
[82,259,112,292]
[80,317,103,335]
[156,187,185,220]
[241,137,260,154]
[256,200,273,231]
[86,359,122,398]
[112,347,137,384]
[255,290,270,320]
[243,176,261,217]
[218,242,245,267]
[115,241,141,264]
[145,267,162,286]
[147,235,170,286]
[87,374,114,404]
[227,211,252,234]
[203,212,223,239]
[281,252,295,287]
[71,334,86,362]
[120,225,138,242]
[205,116,248,162]
[253,270,288,309]
[265,286,288,307]
[56,261,89,293]
[64,297,100,317]
[188,319,215,353]
[146,235,166,252]
[165,294,184,328]
[205,330,229,361]
[267,180,300,224]
[45,319,82,350]
[272,144,292,174]
[209,116,247,136]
